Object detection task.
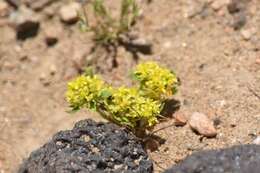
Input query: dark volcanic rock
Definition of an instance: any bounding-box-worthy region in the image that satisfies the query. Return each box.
[18,119,153,173]
[164,145,260,173]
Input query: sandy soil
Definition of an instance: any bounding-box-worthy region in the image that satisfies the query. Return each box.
[0,0,259,172]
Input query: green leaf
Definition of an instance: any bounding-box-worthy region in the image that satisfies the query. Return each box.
[66,106,80,114]
[129,71,139,81]
[92,0,109,18]
[84,67,94,77]
[89,101,97,111]
[171,85,178,95]
[100,89,112,99]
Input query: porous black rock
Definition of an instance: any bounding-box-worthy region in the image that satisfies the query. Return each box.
[18,119,153,173]
[164,145,260,173]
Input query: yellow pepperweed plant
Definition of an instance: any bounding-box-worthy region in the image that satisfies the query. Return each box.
[66,62,178,137]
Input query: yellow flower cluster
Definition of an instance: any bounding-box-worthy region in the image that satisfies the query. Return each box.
[66,61,178,135]
[66,75,105,111]
[105,87,160,128]
[133,61,178,100]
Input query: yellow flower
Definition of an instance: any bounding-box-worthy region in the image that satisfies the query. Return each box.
[105,87,161,128]
[133,61,178,100]
[66,75,105,111]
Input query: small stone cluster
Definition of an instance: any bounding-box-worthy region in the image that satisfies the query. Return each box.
[173,111,217,138]
[2,1,81,41]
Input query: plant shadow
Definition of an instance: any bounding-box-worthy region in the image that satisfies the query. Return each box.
[143,134,166,152]
[160,98,181,120]
[87,36,153,72]
[120,39,153,61]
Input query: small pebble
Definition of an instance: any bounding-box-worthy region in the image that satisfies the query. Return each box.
[241,28,256,41]
[43,6,55,17]
[3,61,15,70]
[253,136,260,145]
[163,41,172,49]
[184,1,205,18]
[39,73,47,81]
[50,65,57,75]
[230,123,236,128]
[189,112,217,137]
[255,58,260,65]
[14,45,22,52]
[44,25,60,46]
[131,38,152,47]
[211,0,229,11]
[19,54,28,61]
[174,112,188,126]
[0,1,9,17]
[0,107,7,114]
[59,2,80,24]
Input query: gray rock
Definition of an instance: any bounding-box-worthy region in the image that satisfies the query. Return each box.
[164,145,260,173]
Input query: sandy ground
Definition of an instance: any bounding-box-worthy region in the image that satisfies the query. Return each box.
[0,0,259,172]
